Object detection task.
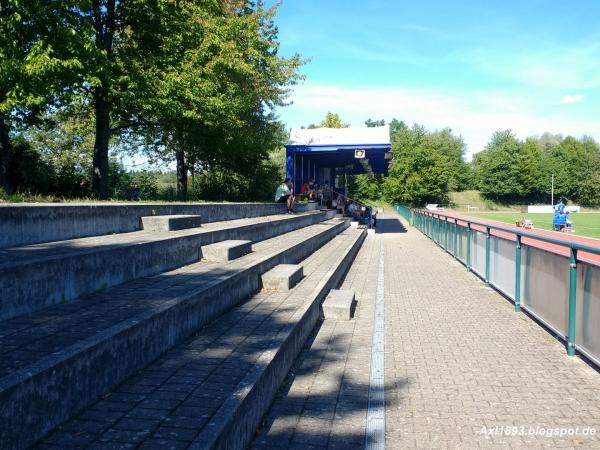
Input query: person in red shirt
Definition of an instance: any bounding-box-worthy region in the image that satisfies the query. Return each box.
[300,179,317,200]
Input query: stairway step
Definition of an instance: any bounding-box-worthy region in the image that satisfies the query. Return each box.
[200,240,252,262]
[0,210,333,321]
[0,202,288,248]
[0,218,348,450]
[141,214,202,232]
[261,264,304,291]
[36,227,366,450]
[322,289,357,320]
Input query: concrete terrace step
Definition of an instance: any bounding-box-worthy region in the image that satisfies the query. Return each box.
[141,215,203,232]
[0,202,287,248]
[0,218,348,450]
[36,227,366,450]
[0,210,334,321]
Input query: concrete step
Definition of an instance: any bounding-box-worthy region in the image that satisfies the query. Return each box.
[0,218,349,449]
[0,210,334,321]
[200,240,252,262]
[35,227,366,450]
[141,214,203,232]
[0,202,287,248]
[322,289,357,320]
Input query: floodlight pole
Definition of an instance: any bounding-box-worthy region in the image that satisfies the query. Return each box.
[551,173,554,205]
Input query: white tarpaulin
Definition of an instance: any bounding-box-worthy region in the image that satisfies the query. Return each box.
[289,125,390,146]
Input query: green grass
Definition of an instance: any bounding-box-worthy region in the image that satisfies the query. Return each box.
[449,190,522,211]
[466,212,600,239]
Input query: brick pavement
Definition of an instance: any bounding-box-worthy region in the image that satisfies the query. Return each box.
[254,212,600,450]
[384,212,600,449]
[252,230,380,450]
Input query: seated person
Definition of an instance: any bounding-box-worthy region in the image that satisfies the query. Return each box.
[332,195,346,215]
[300,179,317,200]
[348,201,361,219]
[555,211,568,231]
[275,178,295,214]
[321,181,333,208]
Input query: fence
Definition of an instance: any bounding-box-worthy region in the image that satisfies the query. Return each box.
[394,204,600,366]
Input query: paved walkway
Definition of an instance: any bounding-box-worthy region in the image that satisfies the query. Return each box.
[253,211,600,450]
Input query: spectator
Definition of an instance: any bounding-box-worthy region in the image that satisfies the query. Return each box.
[321,180,333,208]
[275,178,295,214]
[128,181,142,201]
[300,179,317,200]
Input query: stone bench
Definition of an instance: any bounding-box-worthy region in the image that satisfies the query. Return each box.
[141,214,202,231]
[200,240,252,262]
[261,264,303,291]
[322,289,356,320]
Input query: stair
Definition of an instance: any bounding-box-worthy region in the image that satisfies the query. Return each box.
[0,210,333,320]
[0,213,357,449]
[34,227,366,450]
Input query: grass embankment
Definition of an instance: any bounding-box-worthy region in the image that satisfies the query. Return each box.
[466,212,600,239]
[449,190,522,211]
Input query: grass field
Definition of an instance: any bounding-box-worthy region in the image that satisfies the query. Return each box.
[467,212,600,239]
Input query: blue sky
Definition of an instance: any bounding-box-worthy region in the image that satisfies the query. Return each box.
[268,0,600,159]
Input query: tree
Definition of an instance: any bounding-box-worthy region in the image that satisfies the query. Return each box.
[365,118,385,128]
[383,124,450,205]
[0,1,82,193]
[320,112,349,128]
[131,1,302,198]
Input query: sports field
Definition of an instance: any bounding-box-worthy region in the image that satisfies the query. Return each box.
[466,212,600,239]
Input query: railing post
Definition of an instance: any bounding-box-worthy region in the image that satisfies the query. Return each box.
[444,218,448,250]
[514,235,522,312]
[466,223,471,272]
[456,220,462,255]
[453,219,458,258]
[485,226,491,287]
[567,247,578,356]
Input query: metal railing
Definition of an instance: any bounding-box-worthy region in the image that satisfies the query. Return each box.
[322,186,376,229]
[395,204,600,365]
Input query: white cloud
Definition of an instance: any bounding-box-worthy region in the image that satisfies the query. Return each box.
[279,83,600,160]
[464,42,600,91]
[560,94,584,104]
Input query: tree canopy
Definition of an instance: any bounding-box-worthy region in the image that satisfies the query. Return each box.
[1,0,302,199]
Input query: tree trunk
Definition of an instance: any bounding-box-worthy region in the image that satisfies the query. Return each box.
[91,0,115,199]
[0,111,12,193]
[92,85,110,198]
[176,148,187,199]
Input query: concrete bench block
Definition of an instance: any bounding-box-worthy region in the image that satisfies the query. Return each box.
[350,220,359,228]
[261,264,303,291]
[322,289,356,320]
[141,215,202,232]
[201,240,252,262]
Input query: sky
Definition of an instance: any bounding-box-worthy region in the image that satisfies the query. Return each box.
[267,0,600,159]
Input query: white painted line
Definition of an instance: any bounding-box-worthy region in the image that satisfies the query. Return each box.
[366,229,385,450]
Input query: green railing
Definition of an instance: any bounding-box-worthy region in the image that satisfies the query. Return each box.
[394,204,413,225]
[395,204,600,361]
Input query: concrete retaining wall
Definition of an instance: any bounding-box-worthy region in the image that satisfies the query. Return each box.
[0,202,286,248]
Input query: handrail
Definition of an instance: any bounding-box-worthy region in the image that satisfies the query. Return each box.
[417,209,600,256]
[408,205,600,360]
[321,185,374,213]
